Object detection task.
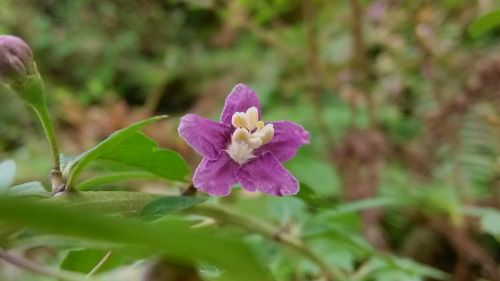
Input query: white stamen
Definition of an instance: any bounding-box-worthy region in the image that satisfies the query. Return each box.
[232,128,250,143]
[227,108,275,165]
[247,137,262,149]
[231,112,246,128]
[245,107,259,131]
[260,124,274,145]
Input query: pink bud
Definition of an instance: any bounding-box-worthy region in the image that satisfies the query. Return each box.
[0,35,35,82]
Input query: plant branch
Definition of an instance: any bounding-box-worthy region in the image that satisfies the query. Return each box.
[142,79,166,117]
[303,0,335,146]
[349,0,376,125]
[0,248,90,281]
[430,218,500,281]
[189,205,346,281]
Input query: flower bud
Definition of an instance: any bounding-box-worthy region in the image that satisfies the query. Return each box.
[0,35,45,107]
[0,35,35,83]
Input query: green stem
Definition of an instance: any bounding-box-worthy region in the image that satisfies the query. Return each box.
[7,73,64,191]
[189,205,346,281]
[32,103,65,192]
[32,104,60,171]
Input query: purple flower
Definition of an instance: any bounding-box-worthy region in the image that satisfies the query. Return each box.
[179,84,310,196]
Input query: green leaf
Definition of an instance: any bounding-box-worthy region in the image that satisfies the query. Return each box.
[0,197,273,281]
[469,10,500,38]
[335,197,398,213]
[61,248,108,273]
[66,116,166,186]
[66,116,189,188]
[480,209,500,241]
[76,171,162,190]
[369,256,448,281]
[140,196,208,220]
[9,181,50,198]
[61,249,125,274]
[60,154,78,175]
[51,191,163,216]
[311,197,398,221]
[51,191,201,218]
[96,132,189,183]
[0,224,21,242]
[296,183,329,208]
[286,148,339,196]
[0,160,16,191]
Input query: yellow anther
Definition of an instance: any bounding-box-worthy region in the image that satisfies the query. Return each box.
[231,112,247,128]
[232,128,250,143]
[245,106,259,131]
[256,120,264,130]
[260,124,274,145]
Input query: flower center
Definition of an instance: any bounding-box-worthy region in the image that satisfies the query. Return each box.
[226,106,274,165]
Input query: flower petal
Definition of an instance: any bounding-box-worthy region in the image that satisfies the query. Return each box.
[220,84,261,125]
[257,121,310,162]
[193,153,239,196]
[178,114,231,159]
[236,152,299,196]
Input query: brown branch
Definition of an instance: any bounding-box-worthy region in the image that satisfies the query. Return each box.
[430,218,500,281]
[349,0,376,124]
[181,184,197,196]
[303,0,334,146]
[0,248,89,281]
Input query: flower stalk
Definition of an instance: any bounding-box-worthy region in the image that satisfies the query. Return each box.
[16,73,63,191]
[0,35,63,191]
[32,103,63,188]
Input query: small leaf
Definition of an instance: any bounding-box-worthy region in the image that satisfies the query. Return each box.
[50,191,199,219]
[378,256,448,280]
[0,160,16,190]
[76,171,163,190]
[140,196,208,220]
[0,223,21,241]
[469,10,500,38]
[51,191,163,216]
[9,182,50,198]
[296,183,331,208]
[66,116,166,186]
[61,248,125,274]
[96,132,189,183]
[60,153,78,175]
[481,209,500,240]
[66,116,189,188]
[336,197,398,213]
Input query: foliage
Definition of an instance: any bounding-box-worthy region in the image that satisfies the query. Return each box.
[1,0,499,281]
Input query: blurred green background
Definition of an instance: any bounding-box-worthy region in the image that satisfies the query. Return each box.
[1,0,500,280]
